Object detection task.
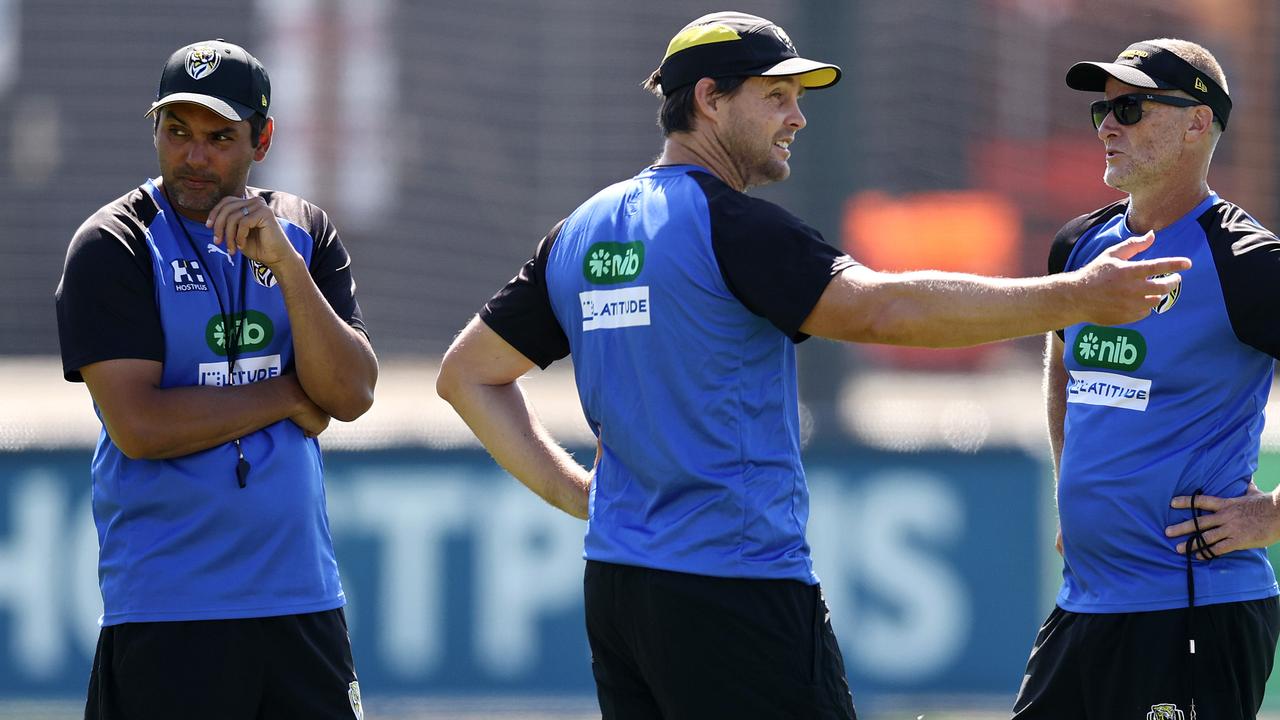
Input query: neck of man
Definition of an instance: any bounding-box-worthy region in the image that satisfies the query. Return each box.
[1123,146,1214,234]
[1125,173,1212,235]
[655,132,749,192]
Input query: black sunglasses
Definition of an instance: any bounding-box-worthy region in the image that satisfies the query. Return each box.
[1090,93,1205,130]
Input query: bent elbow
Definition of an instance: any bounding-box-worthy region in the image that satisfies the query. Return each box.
[331,391,375,423]
[108,426,161,460]
[435,359,461,406]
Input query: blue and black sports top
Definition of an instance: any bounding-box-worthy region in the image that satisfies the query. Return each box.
[1051,192,1280,613]
[482,165,856,583]
[56,179,364,625]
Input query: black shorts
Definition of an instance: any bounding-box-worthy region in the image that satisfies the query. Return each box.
[85,607,361,720]
[584,560,856,720]
[1012,597,1280,720]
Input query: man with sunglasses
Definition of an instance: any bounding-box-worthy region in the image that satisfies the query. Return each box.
[1014,39,1280,719]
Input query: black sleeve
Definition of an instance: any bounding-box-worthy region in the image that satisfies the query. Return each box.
[307,207,368,339]
[1048,200,1128,275]
[1202,202,1280,359]
[1047,200,1127,338]
[55,217,163,382]
[708,198,857,342]
[479,220,571,369]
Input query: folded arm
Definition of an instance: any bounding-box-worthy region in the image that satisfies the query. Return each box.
[207,196,378,422]
[81,358,327,460]
[270,251,378,422]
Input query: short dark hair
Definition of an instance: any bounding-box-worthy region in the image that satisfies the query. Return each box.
[153,111,269,148]
[642,71,748,136]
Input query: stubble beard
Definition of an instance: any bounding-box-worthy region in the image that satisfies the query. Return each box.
[167,182,224,215]
[723,121,789,190]
[163,159,252,217]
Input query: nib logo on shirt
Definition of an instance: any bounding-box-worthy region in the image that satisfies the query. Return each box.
[583,241,645,285]
[1073,325,1146,372]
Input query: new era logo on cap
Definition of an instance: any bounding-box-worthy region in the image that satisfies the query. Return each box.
[146,39,271,123]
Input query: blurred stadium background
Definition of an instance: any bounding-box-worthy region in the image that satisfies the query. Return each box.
[2,0,1280,717]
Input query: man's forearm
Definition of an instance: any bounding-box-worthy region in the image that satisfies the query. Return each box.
[91,374,311,460]
[851,271,1084,347]
[1044,334,1068,480]
[271,253,378,421]
[442,379,590,520]
[802,235,1188,346]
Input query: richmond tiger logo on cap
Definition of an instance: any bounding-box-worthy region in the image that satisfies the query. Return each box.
[185,47,221,80]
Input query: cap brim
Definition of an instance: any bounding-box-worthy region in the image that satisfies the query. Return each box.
[1065,61,1175,92]
[145,93,256,122]
[759,57,841,89]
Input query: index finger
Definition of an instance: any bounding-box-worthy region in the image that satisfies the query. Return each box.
[1129,257,1193,274]
[1170,494,1228,511]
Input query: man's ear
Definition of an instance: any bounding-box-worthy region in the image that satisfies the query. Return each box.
[1185,105,1214,143]
[692,77,723,126]
[254,117,274,162]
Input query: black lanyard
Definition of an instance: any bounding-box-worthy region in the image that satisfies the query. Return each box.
[165,189,253,488]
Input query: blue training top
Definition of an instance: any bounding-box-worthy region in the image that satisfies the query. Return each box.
[1052,192,1280,613]
[481,165,855,583]
[56,179,366,625]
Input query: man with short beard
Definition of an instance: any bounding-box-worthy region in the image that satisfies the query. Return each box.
[1014,39,1280,719]
[55,39,377,720]
[437,12,1190,719]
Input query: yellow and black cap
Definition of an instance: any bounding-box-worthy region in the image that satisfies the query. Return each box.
[653,12,841,96]
[146,39,271,122]
[1066,42,1231,129]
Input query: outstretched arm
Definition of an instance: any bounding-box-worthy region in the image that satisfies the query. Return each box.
[800,232,1189,346]
[436,316,590,520]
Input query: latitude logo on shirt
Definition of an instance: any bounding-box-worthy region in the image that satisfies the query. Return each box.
[583,241,645,285]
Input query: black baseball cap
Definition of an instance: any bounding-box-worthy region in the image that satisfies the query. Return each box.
[146,39,271,122]
[1066,42,1231,129]
[653,12,841,96]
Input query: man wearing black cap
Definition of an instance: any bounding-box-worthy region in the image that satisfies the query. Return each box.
[437,12,1190,718]
[55,39,376,719]
[1014,39,1280,719]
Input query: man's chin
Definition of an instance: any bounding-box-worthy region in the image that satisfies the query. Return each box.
[1102,169,1130,193]
[752,161,790,188]
[169,190,219,216]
